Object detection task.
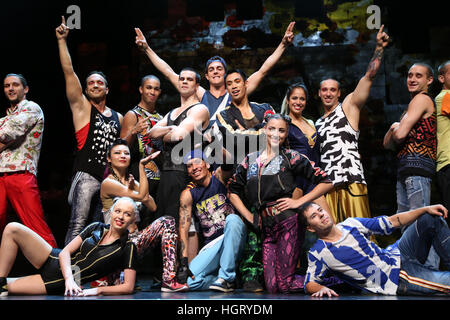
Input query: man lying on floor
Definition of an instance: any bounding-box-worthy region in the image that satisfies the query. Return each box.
[299,202,450,297]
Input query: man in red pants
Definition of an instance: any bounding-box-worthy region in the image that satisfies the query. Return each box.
[0,73,57,247]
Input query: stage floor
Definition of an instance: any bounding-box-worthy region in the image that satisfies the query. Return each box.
[2,274,448,320]
[2,290,450,300]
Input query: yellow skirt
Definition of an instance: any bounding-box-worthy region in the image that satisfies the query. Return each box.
[326,182,372,223]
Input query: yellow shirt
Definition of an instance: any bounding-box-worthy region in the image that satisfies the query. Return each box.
[435,89,450,171]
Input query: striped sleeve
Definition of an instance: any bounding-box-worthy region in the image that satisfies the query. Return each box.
[123,241,138,270]
[342,216,395,236]
[305,245,330,286]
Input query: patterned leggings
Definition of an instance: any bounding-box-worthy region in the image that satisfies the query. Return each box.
[262,214,305,293]
[129,215,178,283]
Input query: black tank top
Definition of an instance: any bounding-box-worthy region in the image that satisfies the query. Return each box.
[161,103,200,172]
[73,106,121,181]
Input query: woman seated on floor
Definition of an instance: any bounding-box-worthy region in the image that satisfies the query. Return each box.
[0,197,139,296]
[99,139,187,292]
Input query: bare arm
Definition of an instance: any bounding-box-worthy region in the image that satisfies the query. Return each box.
[228,193,254,224]
[391,94,434,143]
[179,189,193,259]
[59,235,83,296]
[101,153,158,203]
[305,282,339,297]
[383,122,400,151]
[162,104,209,142]
[94,269,136,295]
[246,22,295,95]
[56,16,89,121]
[276,182,333,212]
[120,111,150,144]
[343,25,389,128]
[388,204,447,229]
[146,114,176,139]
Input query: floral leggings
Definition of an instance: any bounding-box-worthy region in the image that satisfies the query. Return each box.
[129,215,178,283]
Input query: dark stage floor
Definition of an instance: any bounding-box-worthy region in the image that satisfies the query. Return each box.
[1,282,448,319]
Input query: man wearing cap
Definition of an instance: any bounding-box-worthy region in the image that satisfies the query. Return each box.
[134,22,295,123]
[177,150,246,292]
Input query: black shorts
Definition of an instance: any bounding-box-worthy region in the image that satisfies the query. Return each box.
[39,248,65,295]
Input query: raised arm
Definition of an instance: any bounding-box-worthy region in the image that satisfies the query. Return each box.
[343,25,389,128]
[101,153,158,204]
[56,16,89,120]
[246,22,295,95]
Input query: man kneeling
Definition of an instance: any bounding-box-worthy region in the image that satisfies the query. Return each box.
[177,150,246,292]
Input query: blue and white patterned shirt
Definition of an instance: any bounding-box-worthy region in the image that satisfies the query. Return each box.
[305,216,401,295]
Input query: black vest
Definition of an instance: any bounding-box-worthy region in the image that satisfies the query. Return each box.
[73,106,121,181]
[161,103,200,172]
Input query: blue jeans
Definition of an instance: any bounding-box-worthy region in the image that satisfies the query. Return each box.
[397,214,450,295]
[396,175,440,269]
[65,171,101,245]
[187,214,247,291]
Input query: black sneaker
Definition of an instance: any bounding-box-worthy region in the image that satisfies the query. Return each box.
[209,278,234,292]
[0,277,7,297]
[243,280,264,293]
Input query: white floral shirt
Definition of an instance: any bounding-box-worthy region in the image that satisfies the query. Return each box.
[0,100,44,176]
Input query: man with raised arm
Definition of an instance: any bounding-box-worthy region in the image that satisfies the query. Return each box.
[314,25,390,223]
[134,22,295,122]
[56,17,123,245]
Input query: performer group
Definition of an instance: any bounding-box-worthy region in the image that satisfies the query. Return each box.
[0,17,449,297]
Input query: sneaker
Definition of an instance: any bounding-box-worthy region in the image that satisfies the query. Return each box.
[209,278,234,292]
[0,278,7,297]
[242,280,264,293]
[90,276,108,288]
[161,280,189,292]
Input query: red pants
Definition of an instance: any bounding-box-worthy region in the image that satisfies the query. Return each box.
[0,172,57,248]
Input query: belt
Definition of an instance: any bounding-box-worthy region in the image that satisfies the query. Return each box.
[260,201,297,227]
[0,170,28,177]
[261,201,282,217]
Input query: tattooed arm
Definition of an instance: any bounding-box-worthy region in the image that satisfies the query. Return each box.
[179,189,193,259]
[387,204,447,228]
[342,25,390,129]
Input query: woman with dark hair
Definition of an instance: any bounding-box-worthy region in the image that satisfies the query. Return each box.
[100,139,187,292]
[229,114,333,293]
[281,83,332,214]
